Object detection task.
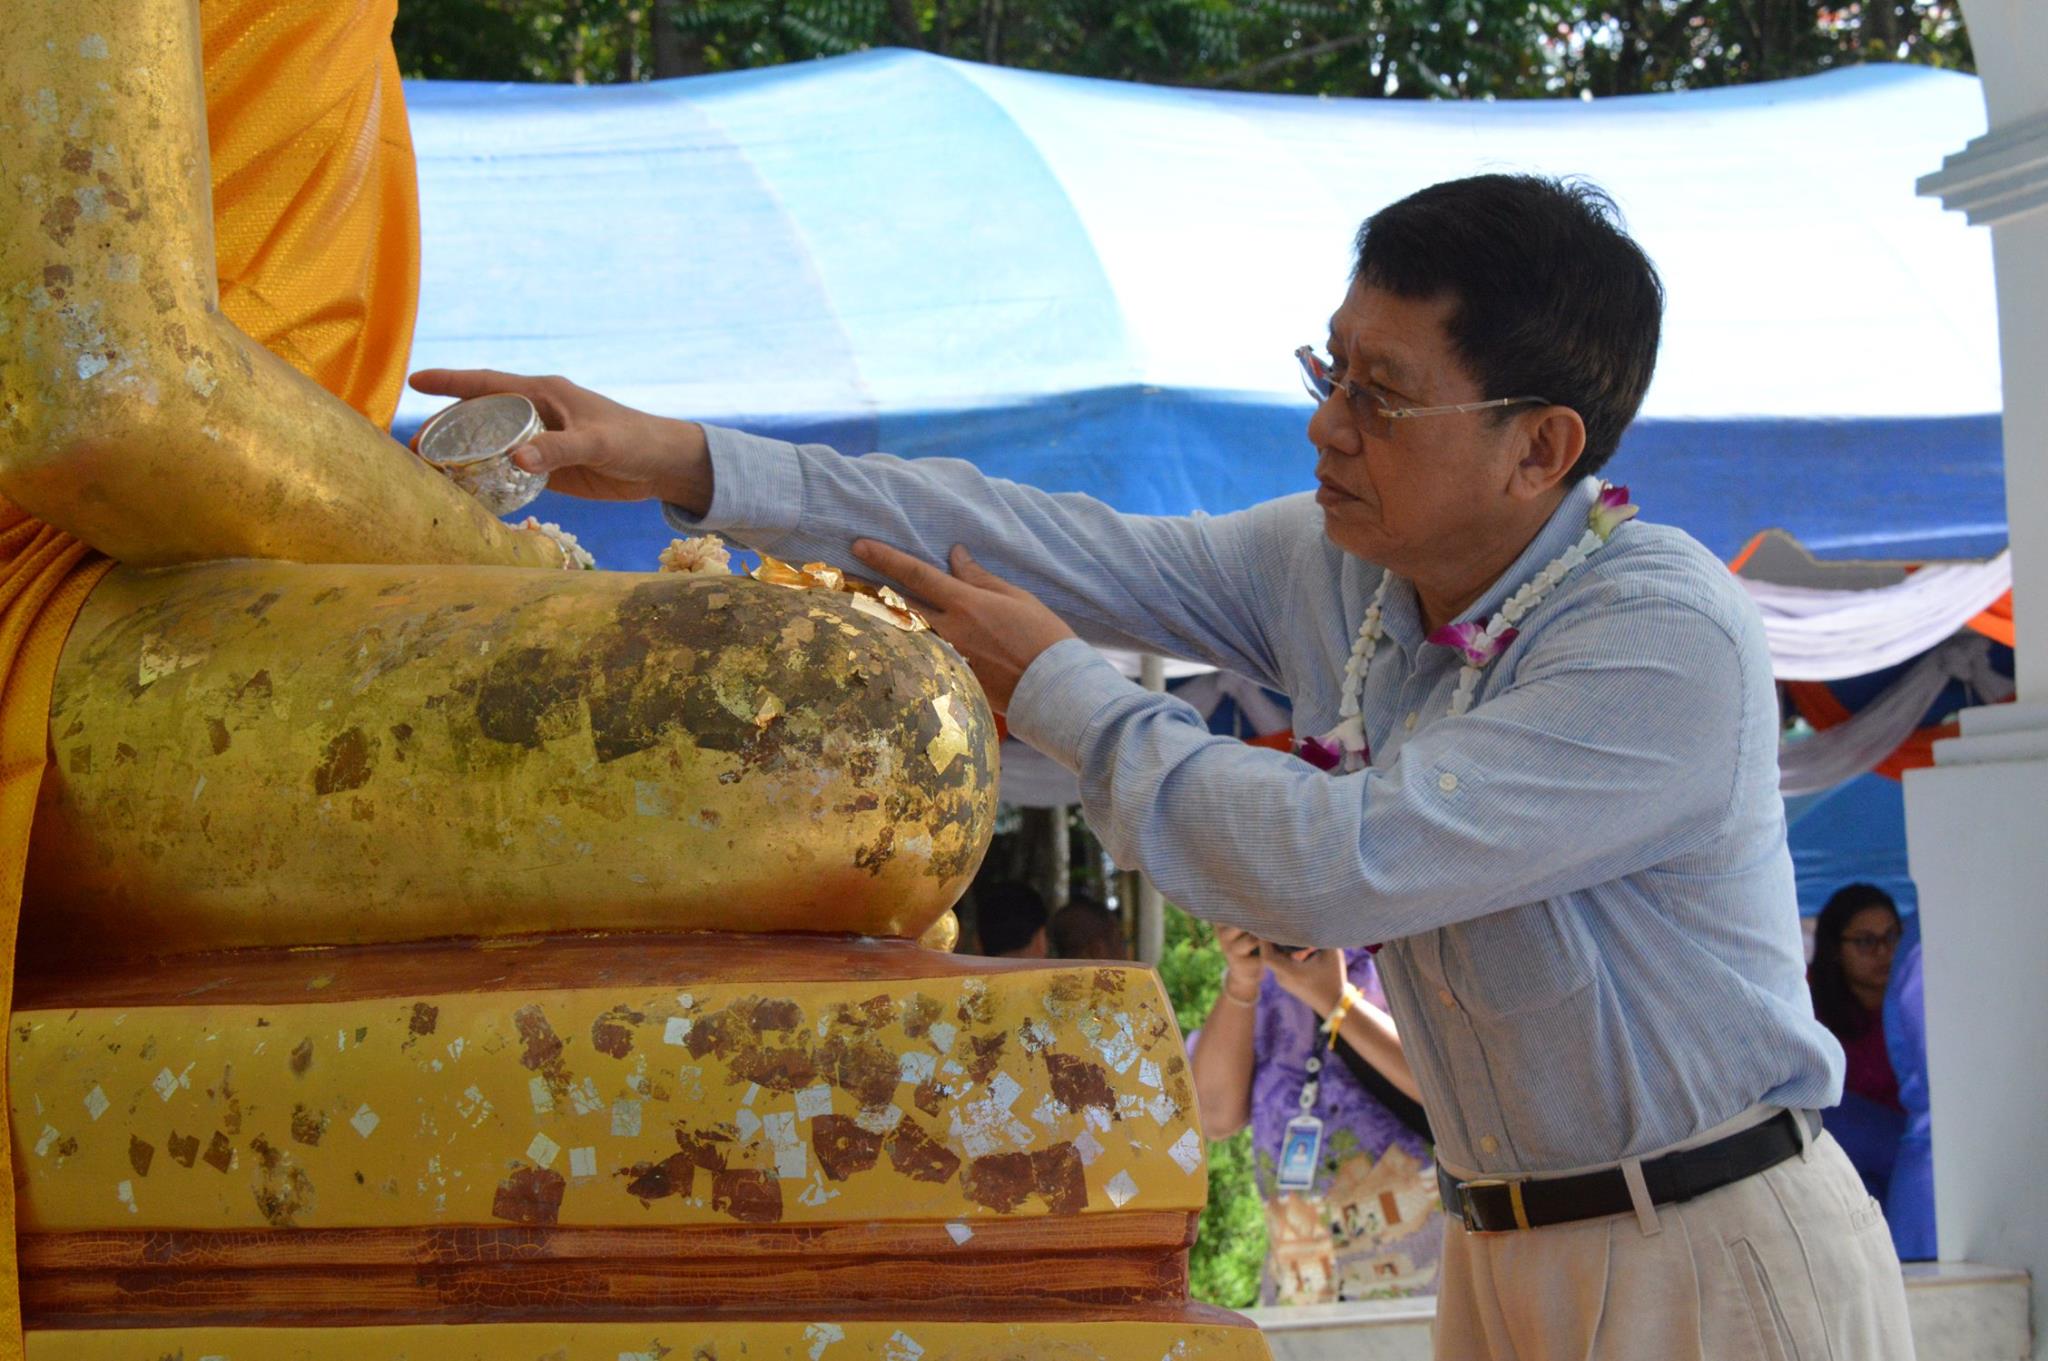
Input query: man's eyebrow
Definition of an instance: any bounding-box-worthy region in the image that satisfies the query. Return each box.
[1326,323,1418,391]
[1354,349,1423,396]
[1369,352,1414,387]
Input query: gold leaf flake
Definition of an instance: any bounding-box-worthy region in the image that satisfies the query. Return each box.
[752,555,930,630]
[137,633,205,687]
[926,694,969,775]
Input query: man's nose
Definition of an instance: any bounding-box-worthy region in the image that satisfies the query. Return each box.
[1306,390,1358,457]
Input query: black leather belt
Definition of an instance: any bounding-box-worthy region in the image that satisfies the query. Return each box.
[1437,1109,1820,1233]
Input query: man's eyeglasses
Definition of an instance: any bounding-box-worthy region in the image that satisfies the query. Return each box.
[1841,927,1902,955]
[1297,346,1550,441]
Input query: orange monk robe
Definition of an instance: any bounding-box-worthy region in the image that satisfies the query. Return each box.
[202,0,423,430]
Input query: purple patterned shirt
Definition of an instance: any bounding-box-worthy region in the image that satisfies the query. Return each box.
[1247,952,1445,1304]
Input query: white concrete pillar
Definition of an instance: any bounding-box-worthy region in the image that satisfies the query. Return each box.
[1910,5,2048,1354]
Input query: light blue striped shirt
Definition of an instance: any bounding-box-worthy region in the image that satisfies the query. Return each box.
[673,428,1845,1176]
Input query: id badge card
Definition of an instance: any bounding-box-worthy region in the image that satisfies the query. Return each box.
[1276,1113,1324,1190]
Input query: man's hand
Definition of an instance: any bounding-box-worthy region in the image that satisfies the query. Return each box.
[407,369,714,512]
[850,541,1077,712]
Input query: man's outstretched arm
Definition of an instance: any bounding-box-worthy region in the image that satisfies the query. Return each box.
[410,369,1308,691]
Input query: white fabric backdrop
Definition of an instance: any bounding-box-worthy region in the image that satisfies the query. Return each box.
[1777,634,2013,795]
[1739,553,2011,681]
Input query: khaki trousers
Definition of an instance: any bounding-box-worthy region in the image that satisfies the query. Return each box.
[1434,1132,1915,1360]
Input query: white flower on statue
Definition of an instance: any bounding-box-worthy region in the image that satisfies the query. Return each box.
[659,534,735,577]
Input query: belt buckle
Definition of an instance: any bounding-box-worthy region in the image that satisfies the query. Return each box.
[1455,1176,1531,1233]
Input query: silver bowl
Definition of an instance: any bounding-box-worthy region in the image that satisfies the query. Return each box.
[414,393,550,516]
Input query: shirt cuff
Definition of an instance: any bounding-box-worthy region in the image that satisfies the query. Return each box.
[659,424,806,549]
[1005,638,1139,772]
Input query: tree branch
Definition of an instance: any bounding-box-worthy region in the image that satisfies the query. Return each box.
[1201,29,1377,89]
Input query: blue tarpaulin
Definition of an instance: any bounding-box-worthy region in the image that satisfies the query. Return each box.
[1787,773,1920,917]
[395,53,2005,572]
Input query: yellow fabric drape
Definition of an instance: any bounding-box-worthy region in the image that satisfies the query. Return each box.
[0,507,113,1360]
[202,0,421,430]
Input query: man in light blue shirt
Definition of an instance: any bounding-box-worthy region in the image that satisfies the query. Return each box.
[417,174,1911,1358]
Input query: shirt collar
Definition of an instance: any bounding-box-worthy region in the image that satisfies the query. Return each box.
[1374,476,1602,653]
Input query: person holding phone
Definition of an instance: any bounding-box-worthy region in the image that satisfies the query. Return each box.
[1190,926,1443,1304]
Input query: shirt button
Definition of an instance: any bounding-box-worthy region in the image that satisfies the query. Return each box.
[1437,988,1456,1008]
[1437,771,1459,793]
[1480,1135,1500,1155]
[1404,711,1418,731]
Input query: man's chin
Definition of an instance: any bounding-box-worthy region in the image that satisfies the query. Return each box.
[1319,509,1382,561]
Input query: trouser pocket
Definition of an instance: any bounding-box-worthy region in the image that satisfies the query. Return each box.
[1731,1238,1799,1361]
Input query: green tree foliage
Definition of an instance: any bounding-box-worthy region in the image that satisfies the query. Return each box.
[395,1,1971,94]
[1191,1123,1266,1306]
[1160,902,1268,1308]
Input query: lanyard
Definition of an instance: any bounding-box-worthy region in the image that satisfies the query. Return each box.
[1276,980,1361,1191]
[1296,1014,1336,1113]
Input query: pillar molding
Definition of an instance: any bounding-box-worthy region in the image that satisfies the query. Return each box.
[1918,108,2048,227]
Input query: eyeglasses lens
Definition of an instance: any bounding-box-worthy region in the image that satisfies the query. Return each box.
[1297,349,1332,402]
[1297,349,1391,439]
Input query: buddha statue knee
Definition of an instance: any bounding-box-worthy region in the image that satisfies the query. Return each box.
[21,556,996,959]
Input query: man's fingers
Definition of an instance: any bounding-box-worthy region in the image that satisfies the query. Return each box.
[947,544,1022,595]
[408,368,544,401]
[509,431,588,474]
[413,368,584,437]
[851,540,965,607]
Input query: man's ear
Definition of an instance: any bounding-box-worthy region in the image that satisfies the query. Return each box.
[1511,406,1587,500]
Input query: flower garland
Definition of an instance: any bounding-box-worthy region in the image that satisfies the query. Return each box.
[517,516,597,570]
[1297,484,1638,773]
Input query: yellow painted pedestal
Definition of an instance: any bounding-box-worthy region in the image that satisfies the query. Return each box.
[11,934,1270,1357]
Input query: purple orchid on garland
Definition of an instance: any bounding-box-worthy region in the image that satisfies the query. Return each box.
[1428,618,1519,668]
[1589,483,1639,541]
[1295,733,1345,771]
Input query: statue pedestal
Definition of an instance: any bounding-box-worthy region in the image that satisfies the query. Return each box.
[10,931,1269,1357]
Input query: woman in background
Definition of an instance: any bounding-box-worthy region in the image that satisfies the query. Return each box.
[1190,928,1443,1305]
[1809,883,1906,1200]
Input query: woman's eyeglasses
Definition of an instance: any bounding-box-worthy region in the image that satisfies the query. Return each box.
[1841,928,1903,955]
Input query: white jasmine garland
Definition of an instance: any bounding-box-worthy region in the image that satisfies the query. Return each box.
[1296,483,1638,774]
[516,516,597,570]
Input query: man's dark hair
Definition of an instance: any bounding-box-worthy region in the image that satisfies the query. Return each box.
[1353,174,1664,481]
[974,880,1047,956]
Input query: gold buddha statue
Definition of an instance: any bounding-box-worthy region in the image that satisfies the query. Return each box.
[0,3,1269,1356]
